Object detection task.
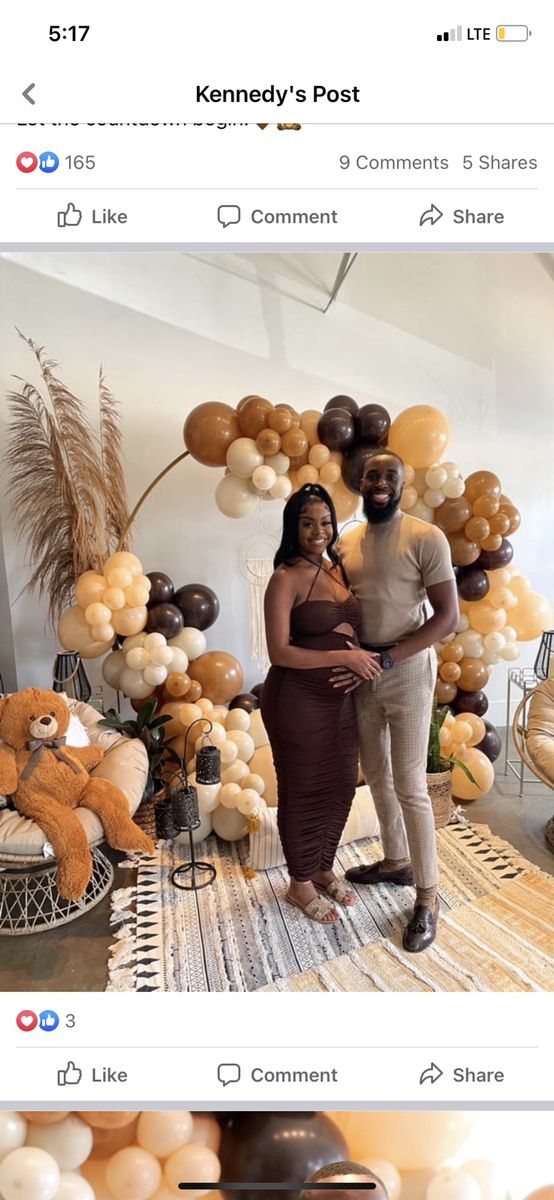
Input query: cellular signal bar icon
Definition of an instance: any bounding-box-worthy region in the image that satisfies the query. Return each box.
[437,25,463,42]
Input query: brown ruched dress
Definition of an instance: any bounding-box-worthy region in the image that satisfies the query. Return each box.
[261,573,362,882]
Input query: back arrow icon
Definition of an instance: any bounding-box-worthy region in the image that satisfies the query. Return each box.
[419,1062,444,1085]
[419,203,443,227]
[23,83,36,105]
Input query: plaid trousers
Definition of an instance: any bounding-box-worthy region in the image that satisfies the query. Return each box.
[354,647,439,890]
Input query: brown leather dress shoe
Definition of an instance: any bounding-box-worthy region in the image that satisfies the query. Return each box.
[402,900,439,953]
[344,861,415,886]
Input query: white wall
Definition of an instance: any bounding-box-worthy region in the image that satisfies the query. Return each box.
[1,252,553,721]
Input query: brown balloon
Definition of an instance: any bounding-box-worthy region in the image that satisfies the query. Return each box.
[174,583,220,631]
[275,403,301,426]
[464,516,490,542]
[480,533,503,552]
[476,538,514,570]
[184,402,240,467]
[476,720,502,762]
[146,602,184,639]
[229,692,261,712]
[324,394,359,416]
[185,679,203,702]
[488,511,511,536]
[256,428,281,456]
[448,532,481,567]
[453,689,489,716]
[341,444,380,494]
[288,447,310,469]
[237,396,273,438]
[189,650,245,705]
[268,408,295,435]
[435,679,458,703]
[281,427,309,458]
[457,657,489,692]
[354,403,391,445]
[434,496,472,534]
[441,642,464,663]
[317,407,356,452]
[472,494,500,519]
[464,470,502,504]
[440,661,462,683]
[146,571,174,606]
[456,565,490,601]
[500,500,521,535]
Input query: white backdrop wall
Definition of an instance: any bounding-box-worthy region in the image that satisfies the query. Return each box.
[1,252,553,721]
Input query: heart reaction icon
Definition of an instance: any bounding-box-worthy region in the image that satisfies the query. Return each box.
[16,1009,38,1031]
[16,152,38,173]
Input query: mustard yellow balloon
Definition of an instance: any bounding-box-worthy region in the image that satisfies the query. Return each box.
[75,571,108,608]
[58,605,114,659]
[452,747,495,801]
[329,1112,474,1169]
[388,406,450,469]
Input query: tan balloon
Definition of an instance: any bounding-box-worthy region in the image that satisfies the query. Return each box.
[329,1112,474,1170]
[435,497,472,534]
[297,464,319,486]
[248,708,270,749]
[104,551,143,579]
[184,402,241,467]
[189,651,244,705]
[111,605,148,637]
[105,1147,162,1200]
[300,409,323,446]
[136,1111,194,1158]
[268,408,294,434]
[388,405,450,469]
[190,1116,222,1154]
[464,516,490,542]
[102,586,127,611]
[255,428,281,457]
[281,427,309,458]
[510,591,554,641]
[480,533,503,552]
[457,657,489,692]
[186,679,203,702]
[328,478,360,522]
[448,533,480,567]
[319,460,342,485]
[472,494,500,519]
[440,661,461,683]
[75,571,108,608]
[464,470,502,504]
[468,600,507,635]
[179,702,204,732]
[22,1113,69,1125]
[79,1113,137,1130]
[452,747,494,801]
[165,672,191,698]
[124,582,151,607]
[88,1122,139,1161]
[440,642,464,663]
[237,395,273,438]
[58,605,114,659]
[249,744,277,806]
[164,1144,221,1199]
[309,443,331,469]
[159,703,190,739]
[461,713,486,746]
[488,511,510,536]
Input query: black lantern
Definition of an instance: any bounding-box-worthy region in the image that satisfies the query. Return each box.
[52,652,92,702]
[169,718,219,892]
[534,629,554,681]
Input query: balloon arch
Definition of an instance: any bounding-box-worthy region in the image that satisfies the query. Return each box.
[58,395,552,810]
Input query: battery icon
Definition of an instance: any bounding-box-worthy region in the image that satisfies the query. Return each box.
[496,25,529,40]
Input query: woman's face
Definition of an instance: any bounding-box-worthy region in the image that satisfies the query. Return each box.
[297,500,334,557]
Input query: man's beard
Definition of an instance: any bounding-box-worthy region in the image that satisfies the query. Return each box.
[362,491,402,524]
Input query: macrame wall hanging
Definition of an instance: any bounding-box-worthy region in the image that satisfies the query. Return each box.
[238,529,279,675]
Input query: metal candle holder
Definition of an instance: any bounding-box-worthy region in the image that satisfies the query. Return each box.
[52,652,92,702]
[169,718,220,892]
[534,629,554,681]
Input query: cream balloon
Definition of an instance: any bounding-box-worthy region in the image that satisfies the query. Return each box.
[26,1116,93,1171]
[501,643,520,661]
[215,474,258,518]
[269,476,293,500]
[252,465,277,492]
[118,667,155,700]
[195,783,222,814]
[124,583,151,607]
[122,633,147,652]
[427,1171,480,1200]
[264,451,290,476]
[103,551,143,580]
[225,709,251,732]
[197,698,215,716]
[144,664,168,686]
[236,787,262,817]
[461,1160,509,1200]
[400,485,418,511]
[150,644,174,667]
[359,1161,401,1200]
[106,568,133,589]
[90,623,116,643]
[0,1147,60,1200]
[136,1112,194,1159]
[220,739,239,765]
[456,630,485,658]
[247,709,269,748]
[219,783,242,809]
[423,488,445,509]
[456,613,470,633]
[425,466,448,489]
[84,602,112,627]
[170,628,207,661]
[75,572,108,608]
[126,647,149,671]
[221,761,250,785]
[226,730,255,762]
[168,647,189,673]
[226,437,263,478]
[249,744,277,805]
[410,498,434,523]
[483,631,506,653]
[212,806,249,840]
[330,1113,474,1169]
[240,773,265,795]
[163,1144,220,1199]
[443,477,466,499]
[0,1112,26,1158]
[54,1173,95,1200]
[58,605,114,659]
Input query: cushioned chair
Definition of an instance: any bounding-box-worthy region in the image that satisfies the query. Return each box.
[0,700,148,935]
[512,679,554,851]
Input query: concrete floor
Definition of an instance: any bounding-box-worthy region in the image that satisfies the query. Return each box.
[1,736,553,992]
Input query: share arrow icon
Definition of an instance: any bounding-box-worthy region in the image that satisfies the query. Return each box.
[419,1061,444,1085]
[419,203,443,226]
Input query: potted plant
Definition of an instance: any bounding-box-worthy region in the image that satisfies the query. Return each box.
[99,697,180,802]
[426,700,476,828]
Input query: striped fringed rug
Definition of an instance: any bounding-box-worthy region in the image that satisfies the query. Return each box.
[107,815,552,992]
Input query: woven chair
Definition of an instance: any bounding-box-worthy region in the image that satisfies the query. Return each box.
[512,682,554,852]
[0,700,148,935]
[512,684,554,791]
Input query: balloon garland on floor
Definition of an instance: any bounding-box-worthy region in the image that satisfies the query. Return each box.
[1,1109,548,1200]
[57,394,552,809]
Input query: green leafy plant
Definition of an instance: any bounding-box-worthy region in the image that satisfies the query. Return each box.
[427,699,477,785]
[99,697,180,801]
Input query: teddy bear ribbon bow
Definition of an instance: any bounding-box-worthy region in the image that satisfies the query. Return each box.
[22,737,84,779]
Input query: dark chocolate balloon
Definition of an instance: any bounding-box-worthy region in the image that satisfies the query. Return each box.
[173,583,220,631]
[476,720,502,762]
[228,692,260,712]
[145,602,184,639]
[146,571,174,607]
[456,566,490,603]
[476,538,514,570]
[219,1112,349,1200]
[324,394,359,416]
[354,403,391,445]
[250,682,264,700]
[341,444,380,495]
[317,408,356,452]
[452,689,489,717]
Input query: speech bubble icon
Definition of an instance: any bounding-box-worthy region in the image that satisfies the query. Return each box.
[217,204,241,229]
[217,1062,241,1086]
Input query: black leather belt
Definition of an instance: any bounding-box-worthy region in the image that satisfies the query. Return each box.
[360,642,396,653]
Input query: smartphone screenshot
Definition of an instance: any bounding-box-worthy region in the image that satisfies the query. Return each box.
[0,3,553,1198]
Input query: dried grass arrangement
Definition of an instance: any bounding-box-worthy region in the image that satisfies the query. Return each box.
[5,332,131,627]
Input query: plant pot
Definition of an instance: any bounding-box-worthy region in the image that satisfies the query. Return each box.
[426,768,453,829]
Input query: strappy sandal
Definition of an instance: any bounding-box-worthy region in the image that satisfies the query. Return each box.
[285,892,340,924]
[315,879,358,907]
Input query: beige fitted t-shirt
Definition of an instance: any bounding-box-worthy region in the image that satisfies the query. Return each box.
[338,511,455,645]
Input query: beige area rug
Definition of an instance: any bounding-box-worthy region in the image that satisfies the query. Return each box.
[107,814,553,992]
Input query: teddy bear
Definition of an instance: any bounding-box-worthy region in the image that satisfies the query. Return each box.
[0,687,154,901]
